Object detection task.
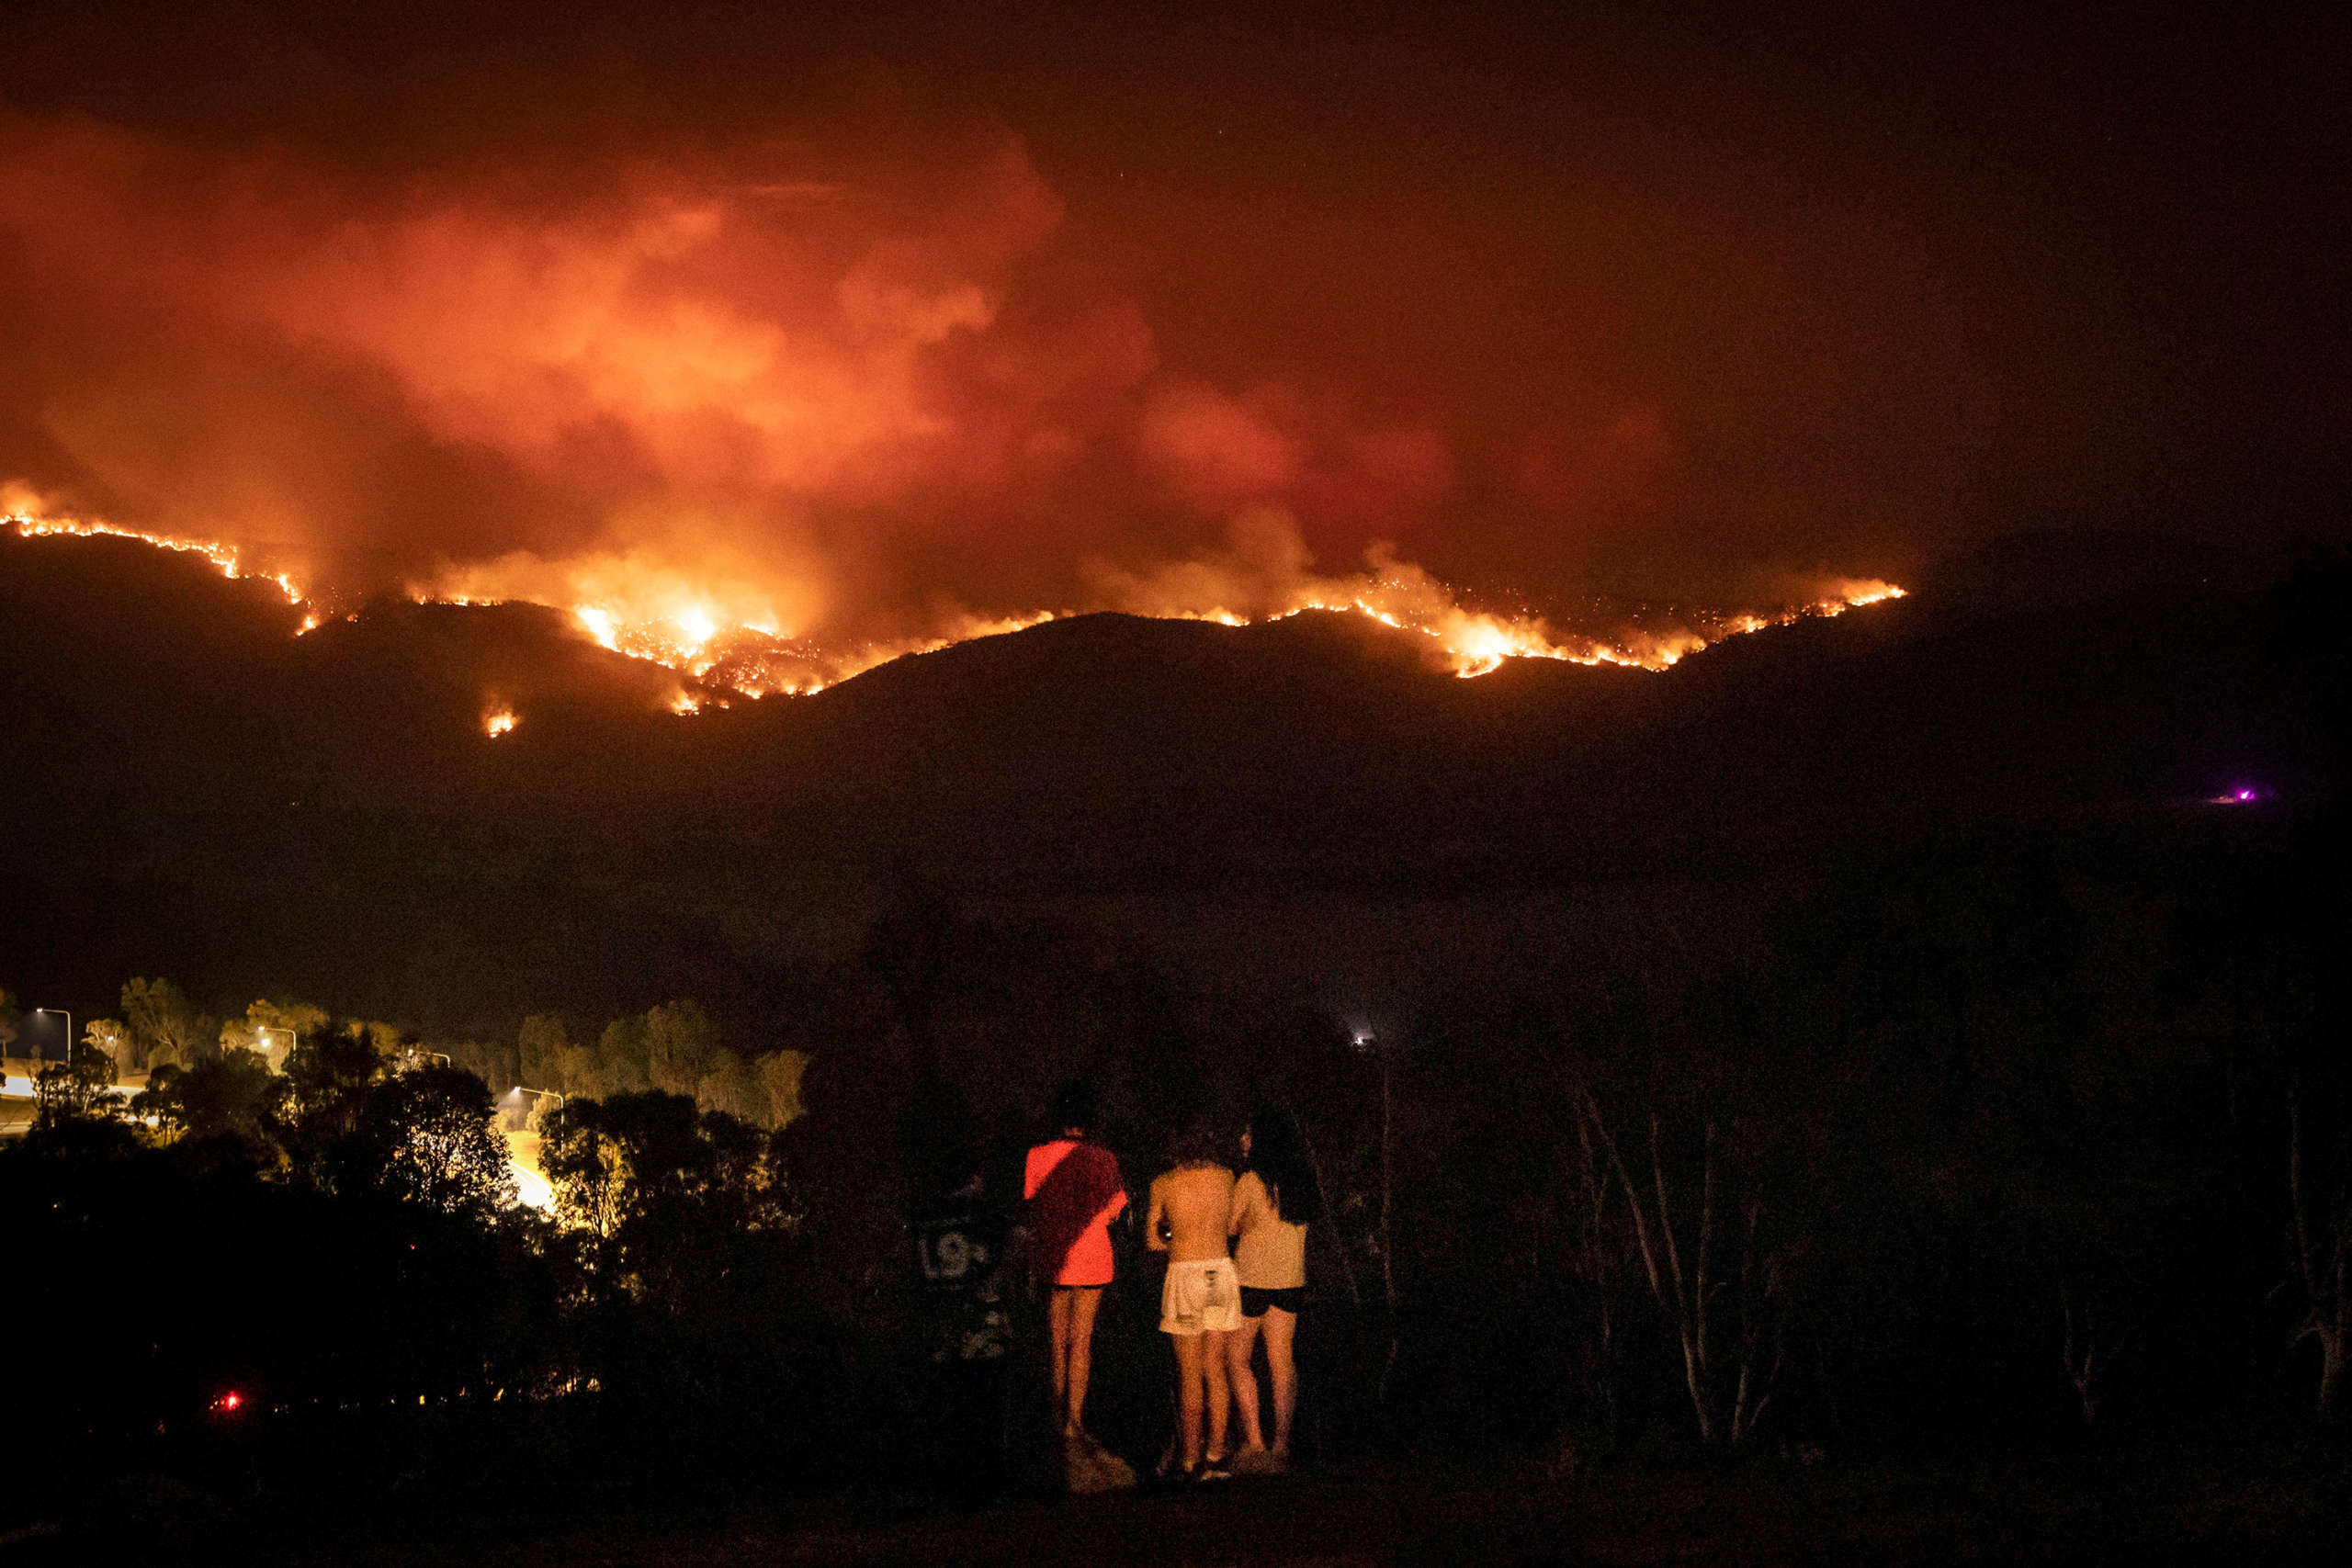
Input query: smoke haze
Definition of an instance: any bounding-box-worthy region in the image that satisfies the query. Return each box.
[1,3,2343,656]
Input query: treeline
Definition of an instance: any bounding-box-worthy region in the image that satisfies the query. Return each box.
[515,1002,807,1129]
[1,1028,828,1536]
[1363,809,2352,1457]
[5,799,2349,1540]
[3,982,806,1131]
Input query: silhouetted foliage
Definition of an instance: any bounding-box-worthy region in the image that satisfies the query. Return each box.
[119,976,209,1069]
[540,1091,795,1301]
[138,1048,277,1144]
[6,797,2349,1529]
[33,1040,121,1125]
[350,1064,516,1217]
[270,1028,382,1179]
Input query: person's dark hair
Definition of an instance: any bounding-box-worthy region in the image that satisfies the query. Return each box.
[1245,1104,1322,1227]
[1051,1078,1095,1134]
[1168,1118,1229,1169]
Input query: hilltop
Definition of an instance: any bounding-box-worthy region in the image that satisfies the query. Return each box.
[0,525,2309,1032]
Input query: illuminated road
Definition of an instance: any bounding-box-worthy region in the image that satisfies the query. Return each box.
[0,1063,140,1138]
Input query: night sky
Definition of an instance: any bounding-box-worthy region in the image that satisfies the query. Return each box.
[2,2,2343,648]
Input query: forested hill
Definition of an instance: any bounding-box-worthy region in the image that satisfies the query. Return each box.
[0,525,2324,1032]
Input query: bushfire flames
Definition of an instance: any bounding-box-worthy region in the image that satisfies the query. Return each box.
[4,506,305,611]
[6,502,1902,704]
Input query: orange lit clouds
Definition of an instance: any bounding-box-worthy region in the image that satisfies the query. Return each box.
[262,168,1055,497]
[0,107,1908,685]
[1138,382,1455,531]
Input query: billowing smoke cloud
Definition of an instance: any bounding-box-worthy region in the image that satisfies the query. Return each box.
[0,107,1550,657]
[5,2,2344,693]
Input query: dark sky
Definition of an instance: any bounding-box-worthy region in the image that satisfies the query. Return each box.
[2,1,2343,646]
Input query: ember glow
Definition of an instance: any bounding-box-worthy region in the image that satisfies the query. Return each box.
[1083,514,1904,677]
[0,108,1952,705]
[0,0,2335,728]
[482,705,518,738]
[11,497,1903,696]
[0,96,1951,705]
[3,487,305,610]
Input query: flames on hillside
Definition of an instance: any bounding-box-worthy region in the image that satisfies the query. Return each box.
[6,499,1902,707]
[5,508,309,617]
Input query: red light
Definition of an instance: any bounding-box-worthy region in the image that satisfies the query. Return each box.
[214,1391,243,1415]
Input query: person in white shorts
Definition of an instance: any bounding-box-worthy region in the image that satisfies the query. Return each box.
[1162,1256,1241,1336]
[1147,1120,1239,1479]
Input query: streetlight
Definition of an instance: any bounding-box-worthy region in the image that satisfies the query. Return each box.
[1350,1024,1400,1405]
[253,1025,294,1065]
[31,1009,71,1069]
[509,1085,565,1133]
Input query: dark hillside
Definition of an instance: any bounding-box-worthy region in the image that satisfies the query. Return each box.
[0,525,2316,1031]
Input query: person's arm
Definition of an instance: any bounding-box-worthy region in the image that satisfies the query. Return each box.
[1145,1176,1169,1252]
[1228,1172,1251,1240]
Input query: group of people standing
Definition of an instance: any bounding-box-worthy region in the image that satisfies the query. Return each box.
[936,1079,1319,1493]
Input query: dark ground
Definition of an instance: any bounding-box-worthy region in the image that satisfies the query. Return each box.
[340,1450,2352,1567]
[25,1443,2348,1566]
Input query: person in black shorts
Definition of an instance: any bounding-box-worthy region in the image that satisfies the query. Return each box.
[1226,1105,1321,1472]
[1239,1283,1306,1317]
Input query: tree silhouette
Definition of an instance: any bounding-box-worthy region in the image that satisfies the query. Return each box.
[353,1064,515,1218]
[120,976,206,1068]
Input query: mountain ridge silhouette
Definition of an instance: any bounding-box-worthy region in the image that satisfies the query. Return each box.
[1,525,2300,1034]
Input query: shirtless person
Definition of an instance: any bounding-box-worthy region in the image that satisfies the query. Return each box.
[1146,1121,1240,1480]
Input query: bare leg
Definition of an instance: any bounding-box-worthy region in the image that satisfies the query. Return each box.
[1204,1327,1233,1461]
[1065,1286,1102,1435]
[1232,1316,1270,1457]
[1262,1305,1299,1458]
[1048,1290,1074,1419]
[1172,1333,1206,1469]
[1226,1314,1267,1451]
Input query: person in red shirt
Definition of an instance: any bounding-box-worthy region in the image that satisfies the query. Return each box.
[1023,1081,1128,1460]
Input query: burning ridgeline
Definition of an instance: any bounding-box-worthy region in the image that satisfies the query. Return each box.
[7,496,1901,704]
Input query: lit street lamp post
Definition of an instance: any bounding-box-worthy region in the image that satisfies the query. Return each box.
[510,1085,565,1129]
[31,1008,72,1070]
[1352,1026,1400,1405]
[253,1025,294,1066]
